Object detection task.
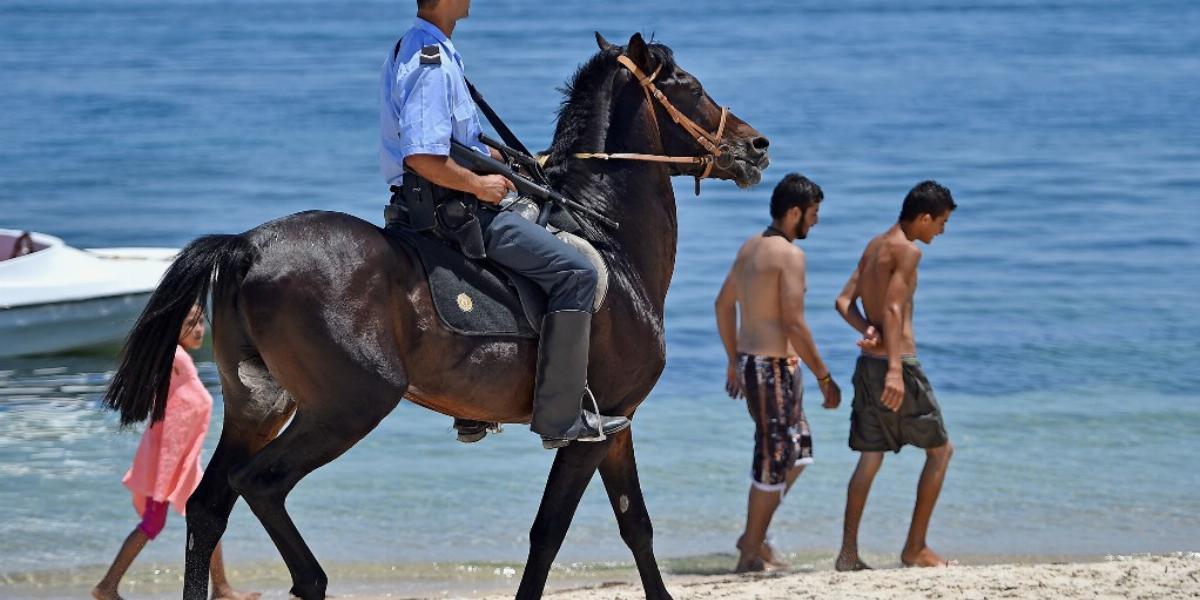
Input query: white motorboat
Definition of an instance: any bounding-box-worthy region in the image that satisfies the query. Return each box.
[0,229,177,358]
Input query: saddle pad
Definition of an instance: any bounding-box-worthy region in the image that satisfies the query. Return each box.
[388,228,539,338]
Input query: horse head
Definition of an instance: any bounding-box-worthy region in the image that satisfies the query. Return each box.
[597,32,770,189]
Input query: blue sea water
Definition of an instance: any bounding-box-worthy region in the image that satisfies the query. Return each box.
[2,0,1199,595]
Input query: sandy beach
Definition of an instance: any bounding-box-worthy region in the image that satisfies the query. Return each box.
[3,552,1197,598]
[455,554,1200,600]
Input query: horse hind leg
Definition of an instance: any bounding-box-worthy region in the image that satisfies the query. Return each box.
[183,359,295,600]
[182,424,255,600]
[226,374,402,600]
[598,427,672,600]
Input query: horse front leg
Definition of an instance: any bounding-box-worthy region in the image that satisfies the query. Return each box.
[515,440,612,599]
[598,427,673,600]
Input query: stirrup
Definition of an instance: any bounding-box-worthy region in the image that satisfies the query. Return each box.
[454,419,500,444]
[540,387,629,449]
[542,438,570,450]
[575,387,607,443]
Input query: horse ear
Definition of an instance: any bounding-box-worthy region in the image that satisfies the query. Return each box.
[627,32,652,71]
[595,31,613,51]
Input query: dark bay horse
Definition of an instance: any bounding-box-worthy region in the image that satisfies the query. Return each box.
[104,32,768,599]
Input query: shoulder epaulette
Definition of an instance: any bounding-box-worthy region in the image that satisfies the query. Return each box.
[419,44,441,65]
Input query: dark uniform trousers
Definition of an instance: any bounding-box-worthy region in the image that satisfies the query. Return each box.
[479,208,598,314]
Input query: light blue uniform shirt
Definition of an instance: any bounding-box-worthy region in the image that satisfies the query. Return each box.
[379,18,489,186]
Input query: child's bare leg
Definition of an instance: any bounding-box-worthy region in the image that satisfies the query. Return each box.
[93,528,150,600]
[836,452,883,571]
[209,542,262,600]
[902,442,953,567]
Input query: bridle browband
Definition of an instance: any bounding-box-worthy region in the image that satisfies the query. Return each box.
[573,54,731,195]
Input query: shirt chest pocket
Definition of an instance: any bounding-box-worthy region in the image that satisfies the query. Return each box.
[451,100,478,136]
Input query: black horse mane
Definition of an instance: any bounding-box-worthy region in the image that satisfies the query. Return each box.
[545,42,676,165]
[540,40,678,326]
[543,41,677,244]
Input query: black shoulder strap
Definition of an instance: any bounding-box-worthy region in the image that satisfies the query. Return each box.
[465,79,533,159]
[393,36,545,181]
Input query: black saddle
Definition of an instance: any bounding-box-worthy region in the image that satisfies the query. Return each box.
[386,225,545,338]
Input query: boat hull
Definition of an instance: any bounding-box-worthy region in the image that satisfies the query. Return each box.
[1,229,176,359]
[0,292,152,358]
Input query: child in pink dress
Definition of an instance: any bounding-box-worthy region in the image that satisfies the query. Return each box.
[94,305,259,600]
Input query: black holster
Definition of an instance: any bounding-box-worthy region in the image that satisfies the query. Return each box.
[387,171,487,260]
[400,171,438,232]
[435,194,487,259]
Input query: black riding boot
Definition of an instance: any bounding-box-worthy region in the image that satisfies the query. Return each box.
[532,310,630,449]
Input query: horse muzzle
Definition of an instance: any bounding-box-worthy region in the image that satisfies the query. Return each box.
[719,142,769,189]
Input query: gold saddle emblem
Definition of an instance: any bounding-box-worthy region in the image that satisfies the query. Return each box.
[456,293,474,312]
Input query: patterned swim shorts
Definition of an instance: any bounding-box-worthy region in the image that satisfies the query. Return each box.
[739,353,813,491]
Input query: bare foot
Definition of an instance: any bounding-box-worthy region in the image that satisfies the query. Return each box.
[734,554,766,573]
[834,550,873,572]
[737,535,789,570]
[92,585,124,600]
[901,546,950,568]
[212,587,262,600]
[759,541,790,569]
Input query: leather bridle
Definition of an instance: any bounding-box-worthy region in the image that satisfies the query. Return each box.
[573,54,732,195]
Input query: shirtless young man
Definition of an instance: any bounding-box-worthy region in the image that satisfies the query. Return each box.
[833,180,957,570]
[715,173,842,573]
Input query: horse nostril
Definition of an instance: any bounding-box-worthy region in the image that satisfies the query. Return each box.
[751,136,770,151]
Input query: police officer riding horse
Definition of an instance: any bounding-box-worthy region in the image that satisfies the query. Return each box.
[379,0,629,449]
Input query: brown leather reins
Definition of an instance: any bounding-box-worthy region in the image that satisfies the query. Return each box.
[573,54,731,195]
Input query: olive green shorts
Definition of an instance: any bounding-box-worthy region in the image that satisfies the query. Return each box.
[849,355,949,453]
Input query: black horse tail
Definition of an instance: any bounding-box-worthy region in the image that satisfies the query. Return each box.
[103,234,252,426]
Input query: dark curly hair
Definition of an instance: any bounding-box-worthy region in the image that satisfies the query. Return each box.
[899,180,956,222]
[769,173,823,220]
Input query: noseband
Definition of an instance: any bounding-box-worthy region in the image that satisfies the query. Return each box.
[574,54,731,195]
